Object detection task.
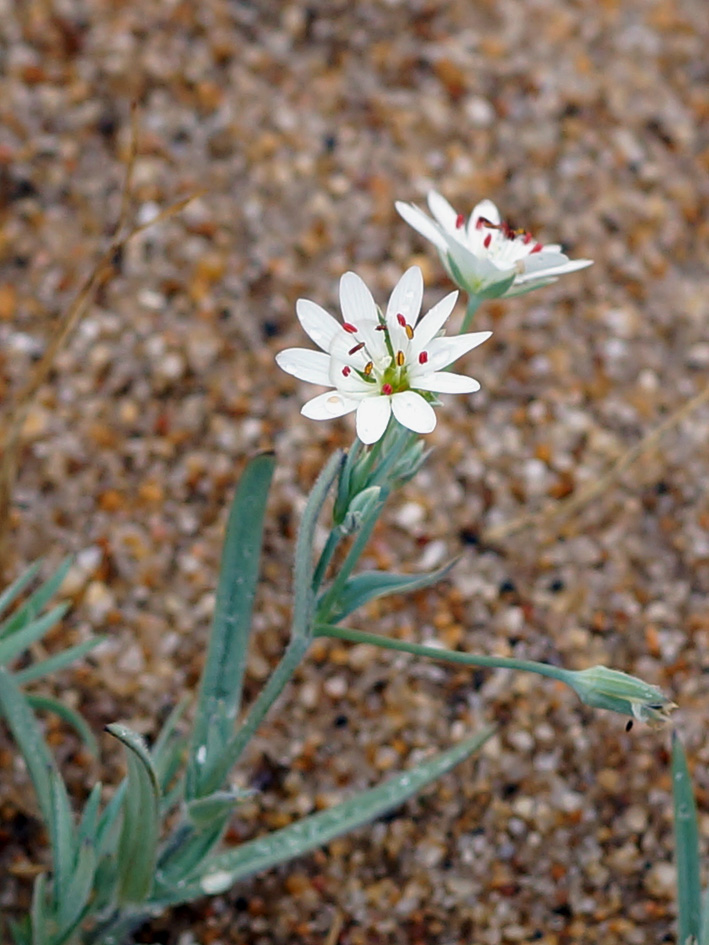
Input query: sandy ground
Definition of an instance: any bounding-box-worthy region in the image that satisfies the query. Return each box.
[1,0,709,942]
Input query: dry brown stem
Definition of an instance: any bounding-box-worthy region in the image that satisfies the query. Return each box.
[0,106,202,567]
[483,381,709,545]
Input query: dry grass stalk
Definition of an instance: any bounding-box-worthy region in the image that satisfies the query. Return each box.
[483,381,709,544]
[0,104,202,568]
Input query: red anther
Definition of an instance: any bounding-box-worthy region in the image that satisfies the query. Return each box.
[475,216,487,230]
[375,324,386,331]
[342,366,351,377]
[397,313,407,326]
[382,383,393,395]
[483,233,492,249]
[348,342,365,355]
[343,322,358,334]
[418,351,428,364]
[455,214,465,229]
[523,232,533,244]
[530,242,543,254]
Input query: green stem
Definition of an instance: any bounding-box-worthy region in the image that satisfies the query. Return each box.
[460,294,482,334]
[315,623,571,685]
[312,528,343,592]
[315,498,386,622]
[316,426,416,618]
[200,637,310,793]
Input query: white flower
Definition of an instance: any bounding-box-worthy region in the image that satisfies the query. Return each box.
[396,191,592,299]
[276,267,490,444]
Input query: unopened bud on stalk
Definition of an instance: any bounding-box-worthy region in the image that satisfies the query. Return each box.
[567,665,675,725]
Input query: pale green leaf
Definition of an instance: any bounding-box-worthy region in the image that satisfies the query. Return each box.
[0,603,69,668]
[152,726,494,907]
[56,838,96,936]
[48,768,76,910]
[26,694,98,756]
[107,724,161,904]
[187,452,275,799]
[0,667,55,821]
[186,789,253,829]
[15,637,105,685]
[77,782,103,848]
[673,733,702,945]
[30,873,49,945]
[95,781,127,858]
[324,559,457,623]
[0,561,42,621]
[0,559,71,640]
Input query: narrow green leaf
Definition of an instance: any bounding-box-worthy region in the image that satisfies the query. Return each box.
[95,781,127,858]
[673,733,702,945]
[7,917,32,945]
[186,789,253,829]
[26,694,98,756]
[56,838,97,935]
[157,815,230,886]
[30,873,49,945]
[160,777,186,820]
[0,558,71,639]
[187,452,275,799]
[0,667,55,821]
[15,636,105,685]
[700,886,709,945]
[155,735,187,802]
[0,603,69,668]
[77,782,103,848]
[48,768,76,910]
[0,561,42,621]
[89,854,119,918]
[198,636,309,796]
[152,726,494,907]
[107,724,161,904]
[152,698,189,773]
[324,559,457,623]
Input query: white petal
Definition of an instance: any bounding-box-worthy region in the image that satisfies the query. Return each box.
[386,266,423,325]
[302,390,359,420]
[296,299,343,351]
[395,201,448,252]
[356,397,391,444]
[412,371,481,394]
[444,234,515,290]
[329,355,376,395]
[427,191,459,234]
[502,277,557,298]
[339,272,378,327]
[515,256,593,283]
[391,391,436,434]
[470,199,500,227]
[411,290,458,349]
[276,348,331,385]
[426,330,492,370]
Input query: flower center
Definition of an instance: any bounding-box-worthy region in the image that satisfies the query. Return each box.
[476,216,543,253]
[338,314,429,397]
